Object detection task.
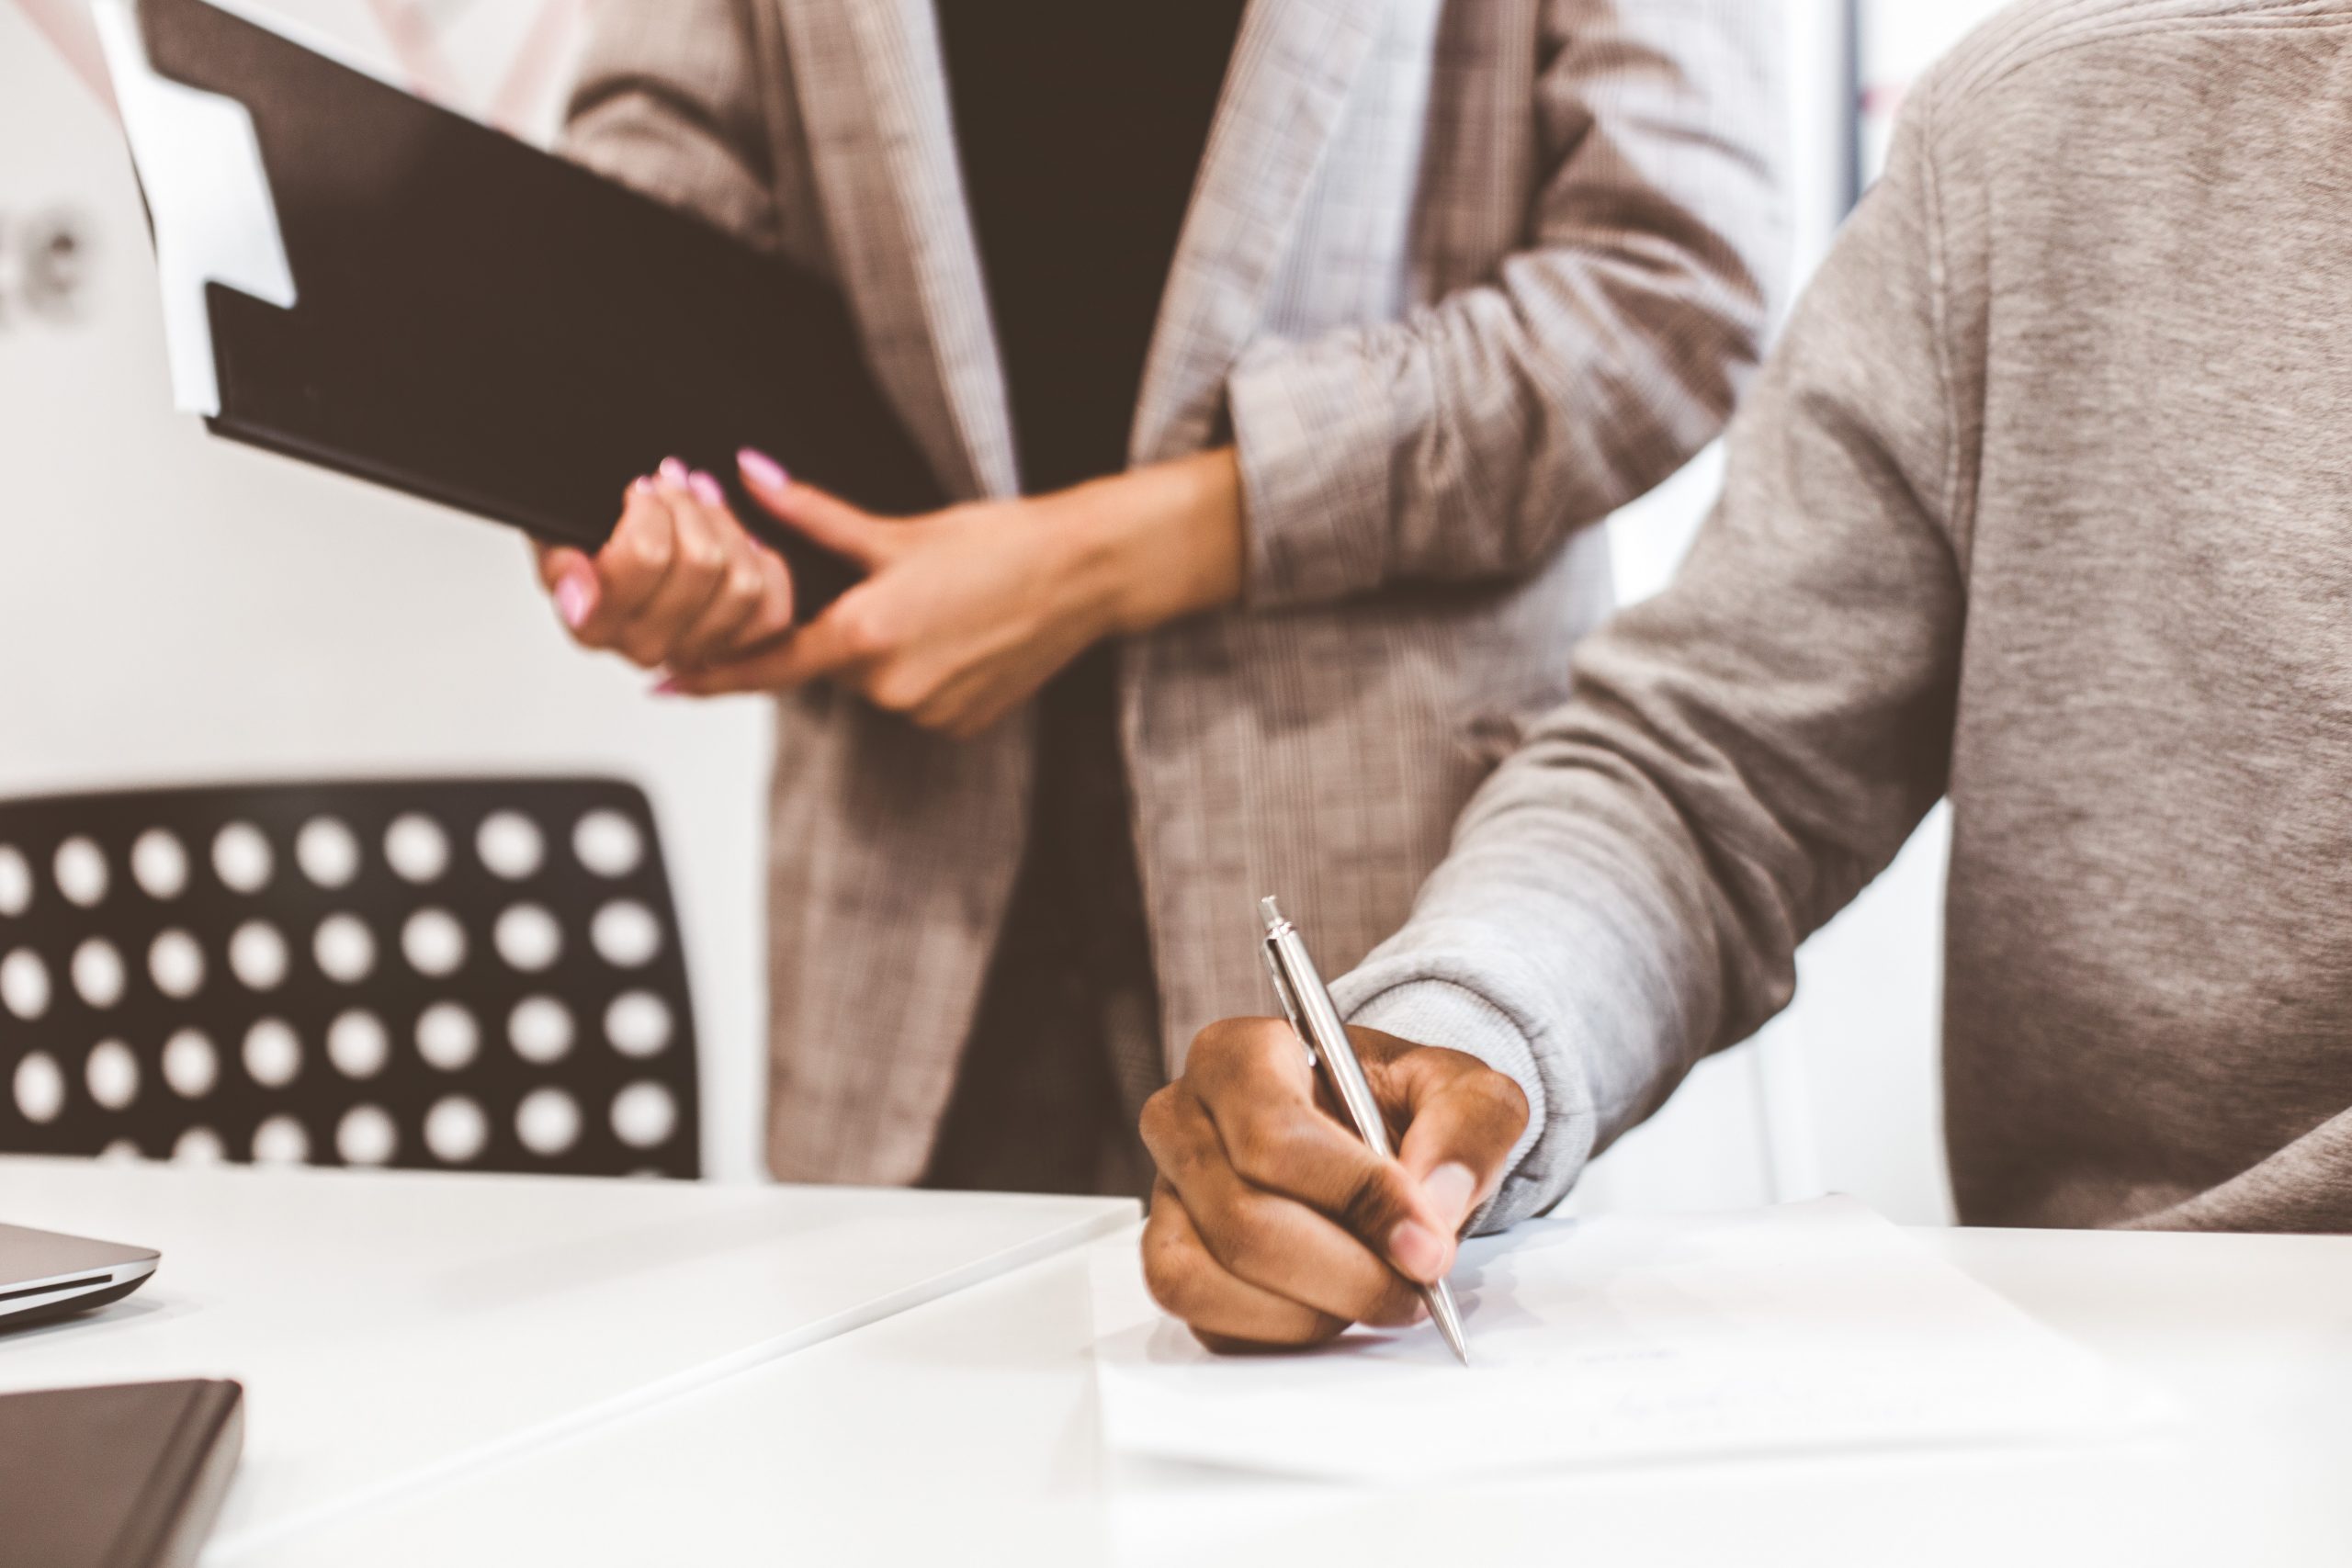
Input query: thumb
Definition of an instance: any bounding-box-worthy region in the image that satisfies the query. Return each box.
[1342,1156,1470,1289]
[1391,1054,1532,1238]
[538,545,600,631]
[537,541,591,591]
[737,448,894,568]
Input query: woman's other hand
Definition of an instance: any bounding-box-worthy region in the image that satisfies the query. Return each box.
[537,457,796,673]
[661,446,1245,739]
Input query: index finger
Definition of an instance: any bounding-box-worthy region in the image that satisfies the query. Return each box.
[590,478,678,627]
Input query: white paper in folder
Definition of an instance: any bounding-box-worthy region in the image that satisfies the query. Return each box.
[1091,1198,2165,1480]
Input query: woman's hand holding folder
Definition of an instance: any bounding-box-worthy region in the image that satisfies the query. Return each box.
[537,446,1246,739]
[537,457,797,674]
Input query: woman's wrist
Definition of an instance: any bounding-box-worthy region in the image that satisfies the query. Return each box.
[1057,447,1246,639]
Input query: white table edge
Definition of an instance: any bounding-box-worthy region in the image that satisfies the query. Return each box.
[207,1195,1140,1562]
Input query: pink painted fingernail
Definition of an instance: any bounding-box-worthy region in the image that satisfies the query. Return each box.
[658,457,689,486]
[555,570,596,630]
[650,676,683,697]
[737,447,788,490]
[688,470,725,507]
[628,476,655,497]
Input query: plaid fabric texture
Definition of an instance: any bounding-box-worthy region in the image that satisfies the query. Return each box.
[563,0,1788,1186]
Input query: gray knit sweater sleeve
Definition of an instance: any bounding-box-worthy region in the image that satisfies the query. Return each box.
[1333,80,1973,1232]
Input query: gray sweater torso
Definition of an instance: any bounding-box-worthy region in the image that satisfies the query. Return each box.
[1340,0,2352,1233]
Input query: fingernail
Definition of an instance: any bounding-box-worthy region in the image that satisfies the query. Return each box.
[555,570,596,630]
[737,446,788,490]
[1388,1220,1448,1283]
[628,476,655,497]
[1423,1164,1478,1231]
[688,470,725,507]
[659,457,689,486]
[650,676,682,697]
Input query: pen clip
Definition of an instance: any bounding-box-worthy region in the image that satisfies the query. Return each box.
[1261,939,1318,1071]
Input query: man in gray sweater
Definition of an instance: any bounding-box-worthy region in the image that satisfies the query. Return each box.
[1137,0,2352,1349]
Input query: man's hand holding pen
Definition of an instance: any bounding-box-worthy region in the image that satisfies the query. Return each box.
[1139,1018,1528,1355]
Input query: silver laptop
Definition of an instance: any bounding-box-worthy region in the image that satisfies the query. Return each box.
[0,1224,160,1330]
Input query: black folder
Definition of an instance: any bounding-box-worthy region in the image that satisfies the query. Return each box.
[0,1380,244,1568]
[115,0,945,617]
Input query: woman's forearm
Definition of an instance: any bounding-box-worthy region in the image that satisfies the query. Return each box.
[1059,446,1246,638]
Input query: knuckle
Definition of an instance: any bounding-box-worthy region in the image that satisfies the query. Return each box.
[623,531,671,578]
[1136,1090,1214,1182]
[1487,1067,1533,1122]
[1142,1258,1188,1317]
[1159,1125,1215,1185]
[1136,1087,1178,1151]
[678,536,726,577]
[1189,1018,1295,1103]
[1221,1110,1301,1187]
[1141,1220,1201,1317]
[1474,1069,1532,1132]
[1188,1019,1244,1066]
[725,564,765,608]
[867,669,930,715]
[831,601,889,659]
[1435,1059,1532,1144]
[1186,1017,1262,1078]
[616,629,670,670]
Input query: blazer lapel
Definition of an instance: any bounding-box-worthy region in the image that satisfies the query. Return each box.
[1130,0,1390,465]
[775,0,1017,502]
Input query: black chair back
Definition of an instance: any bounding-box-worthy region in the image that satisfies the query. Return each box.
[0,777,699,1178]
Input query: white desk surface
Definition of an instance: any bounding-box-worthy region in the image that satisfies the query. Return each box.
[0,1157,1134,1562]
[232,1222,2352,1568]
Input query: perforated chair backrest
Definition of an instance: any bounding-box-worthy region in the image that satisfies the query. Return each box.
[0,777,699,1178]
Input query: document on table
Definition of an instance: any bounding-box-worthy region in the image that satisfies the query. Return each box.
[1091,1198,2166,1480]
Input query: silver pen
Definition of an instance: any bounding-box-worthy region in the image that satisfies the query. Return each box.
[1259,896,1472,1367]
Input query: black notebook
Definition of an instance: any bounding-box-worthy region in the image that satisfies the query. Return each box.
[0,1381,244,1568]
[99,0,944,618]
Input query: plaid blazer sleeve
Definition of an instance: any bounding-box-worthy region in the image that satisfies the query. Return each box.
[1229,0,1789,610]
[563,0,794,257]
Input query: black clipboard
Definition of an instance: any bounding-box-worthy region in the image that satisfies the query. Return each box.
[104,0,944,618]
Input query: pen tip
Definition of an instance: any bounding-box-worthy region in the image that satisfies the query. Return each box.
[1260,895,1282,923]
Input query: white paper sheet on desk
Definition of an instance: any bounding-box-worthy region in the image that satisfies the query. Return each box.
[1091,1198,2165,1481]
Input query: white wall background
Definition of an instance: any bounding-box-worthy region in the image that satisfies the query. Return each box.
[2,0,2013,1213]
[0,0,776,1179]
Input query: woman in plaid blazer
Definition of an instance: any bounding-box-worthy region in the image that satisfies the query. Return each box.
[535,0,1785,1194]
